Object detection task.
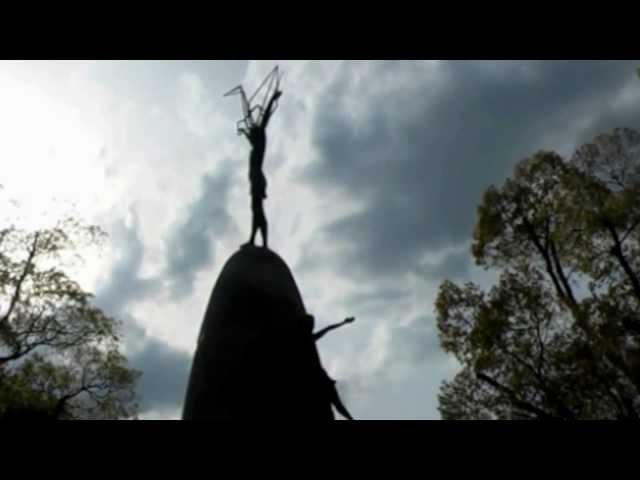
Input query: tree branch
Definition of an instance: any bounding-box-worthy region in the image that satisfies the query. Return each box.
[549,238,578,306]
[522,217,569,304]
[2,232,39,325]
[476,372,555,420]
[620,216,640,244]
[604,220,640,304]
[497,343,575,420]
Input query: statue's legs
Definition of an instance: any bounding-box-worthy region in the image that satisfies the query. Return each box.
[250,196,268,248]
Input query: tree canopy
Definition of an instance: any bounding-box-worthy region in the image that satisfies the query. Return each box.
[436,127,640,419]
[0,217,140,419]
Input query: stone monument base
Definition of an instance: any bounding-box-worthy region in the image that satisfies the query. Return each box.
[182,245,334,420]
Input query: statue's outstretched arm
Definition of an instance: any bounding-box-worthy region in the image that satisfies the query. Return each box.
[260,89,282,130]
[313,317,355,342]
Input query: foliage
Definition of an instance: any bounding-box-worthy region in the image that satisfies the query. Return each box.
[0,218,139,419]
[436,128,640,419]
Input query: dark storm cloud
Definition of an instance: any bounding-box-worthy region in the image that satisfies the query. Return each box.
[93,212,192,416]
[334,287,412,327]
[298,61,639,419]
[391,316,442,364]
[164,164,236,300]
[305,60,640,280]
[338,315,449,419]
[345,287,411,309]
[93,162,238,416]
[93,212,190,416]
[94,208,160,315]
[414,248,472,283]
[569,86,640,148]
[124,319,190,414]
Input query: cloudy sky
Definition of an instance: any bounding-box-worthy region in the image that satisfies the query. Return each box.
[1,60,639,419]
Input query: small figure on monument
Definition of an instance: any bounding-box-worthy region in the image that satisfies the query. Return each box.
[224,66,283,249]
[239,88,282,248]
[323,372,354,420]
[303,313,356,420]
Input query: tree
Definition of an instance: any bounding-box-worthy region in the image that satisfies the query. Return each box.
[0,218,140,419]
[436,128,640,419]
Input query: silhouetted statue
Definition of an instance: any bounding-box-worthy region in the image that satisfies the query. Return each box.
[183,69,357,421]
[224,67,283,249]
[304,313,356,420]
[239,89,282,248]
[325,374,354,420]
[183,246,340,420]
